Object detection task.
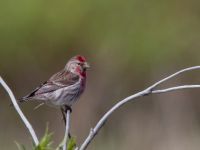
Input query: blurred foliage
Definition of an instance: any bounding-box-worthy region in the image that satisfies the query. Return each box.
[35,127,53,150]
[66,137,76,150]
[15,142,26,150]
[16,127,53,150]
[1,0,200,67]
[15,127,76,150]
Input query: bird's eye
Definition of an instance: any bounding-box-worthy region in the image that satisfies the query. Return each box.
[77,63,82,66]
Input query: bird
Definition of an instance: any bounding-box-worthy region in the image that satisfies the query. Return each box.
[20,55,90,122]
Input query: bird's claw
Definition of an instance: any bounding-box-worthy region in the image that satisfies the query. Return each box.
[64,105,72,113]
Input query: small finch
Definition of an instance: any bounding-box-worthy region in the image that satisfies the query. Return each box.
[20,55,90,119]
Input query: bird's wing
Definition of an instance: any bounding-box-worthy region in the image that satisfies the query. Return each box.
[48,70,79,86]
[21,70,79,100]
[20,81,49,101]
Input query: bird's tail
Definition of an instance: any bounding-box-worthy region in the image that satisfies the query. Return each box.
[9,96,29,107]
[18,96,30,103]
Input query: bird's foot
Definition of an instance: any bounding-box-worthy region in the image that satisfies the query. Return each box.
[64,105,72,113]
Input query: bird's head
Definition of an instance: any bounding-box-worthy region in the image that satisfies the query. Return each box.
[65,55,90,77]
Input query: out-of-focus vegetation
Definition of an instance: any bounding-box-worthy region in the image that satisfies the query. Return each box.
[15,127,76,150]
[0,0,200,149]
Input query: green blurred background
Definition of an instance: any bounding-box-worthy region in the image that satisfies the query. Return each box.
[1,0,200,149]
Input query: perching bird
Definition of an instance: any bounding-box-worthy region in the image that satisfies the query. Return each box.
[20,55,90,121]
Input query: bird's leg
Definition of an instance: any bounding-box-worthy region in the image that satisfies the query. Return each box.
[61,107,66,125]
[60,105,72,124]
[64,105,72,113]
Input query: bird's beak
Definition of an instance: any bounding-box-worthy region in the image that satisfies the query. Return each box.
[84,62,90,69]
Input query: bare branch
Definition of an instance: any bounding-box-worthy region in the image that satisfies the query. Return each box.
[0,76,39,145]
[57,109,71,150]
[147,66,200,90]
[152,85,200,94]
[63,110,70,150]
[78,91,146,150]
[78,66,200,150]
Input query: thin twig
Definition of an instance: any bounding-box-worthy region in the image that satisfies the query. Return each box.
[57,110,71,150]
[152,85,200,94]
[78,66,200,150]
[147,66,200,90]
[0,76,39,145]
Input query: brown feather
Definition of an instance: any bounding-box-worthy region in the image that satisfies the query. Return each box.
[21,70,79,101]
